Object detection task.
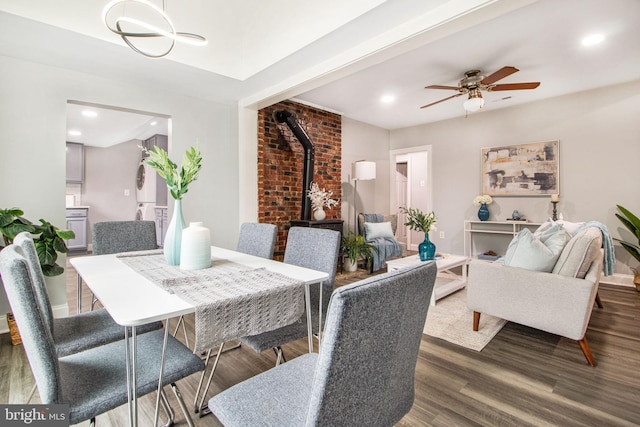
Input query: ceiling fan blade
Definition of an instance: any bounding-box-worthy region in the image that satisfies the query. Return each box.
[481,66,519,85]
[425,85,460,90]
[420,93,463,109]
[490,82,540,91]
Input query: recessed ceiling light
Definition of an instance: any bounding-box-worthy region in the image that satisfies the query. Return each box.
[82,110,98,118]
[381,95,395,103]
[68,130,82,136]
[581,33,605,46]
[150,121,157,126]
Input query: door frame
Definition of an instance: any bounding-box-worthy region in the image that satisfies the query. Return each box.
[389,145,433,251]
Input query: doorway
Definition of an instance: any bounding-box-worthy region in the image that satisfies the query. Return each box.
[389,145,432,251]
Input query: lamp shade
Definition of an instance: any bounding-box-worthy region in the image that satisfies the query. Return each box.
[463,90,485,112]
[354,161,376,181]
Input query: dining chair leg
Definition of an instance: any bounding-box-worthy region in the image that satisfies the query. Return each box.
[159,389,175,427]
[26,383,37,403]
[193,348,213,413]
[197,342,225,417]
[171,382,196,427]
[274,347,286,366]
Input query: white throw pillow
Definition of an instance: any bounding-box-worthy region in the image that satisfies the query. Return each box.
[504,228,571,272]
[364,221,395,239]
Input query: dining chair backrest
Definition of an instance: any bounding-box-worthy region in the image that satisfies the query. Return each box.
[236,222,277,259]
[0,244,62,404]
[92,220,157,255]
[308,261,437,425]
[284,227,341,311]
[13,232,55,334]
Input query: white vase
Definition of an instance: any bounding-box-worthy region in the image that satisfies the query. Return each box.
[313,208,326,221]
[180,222,212,270]
[164,199,186,265]
[344,258,358,272]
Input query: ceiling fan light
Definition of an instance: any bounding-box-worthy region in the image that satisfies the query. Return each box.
[463,93,485,112]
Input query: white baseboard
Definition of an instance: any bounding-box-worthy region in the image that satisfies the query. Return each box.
[600,273,634,288]
[1,303,70,335]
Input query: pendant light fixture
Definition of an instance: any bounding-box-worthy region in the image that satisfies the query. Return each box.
[102,0,208,58]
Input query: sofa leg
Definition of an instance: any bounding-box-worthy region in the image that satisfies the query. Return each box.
[595,292,603,309]
[578,337,597,367]
[473,311,480,331]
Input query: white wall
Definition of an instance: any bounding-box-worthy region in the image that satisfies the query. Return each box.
[390,79,640,274]
[340,117,391,234]
[0,55,239,318]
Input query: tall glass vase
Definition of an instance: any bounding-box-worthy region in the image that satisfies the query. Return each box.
[164,199,186,265]
[418,233,436,261]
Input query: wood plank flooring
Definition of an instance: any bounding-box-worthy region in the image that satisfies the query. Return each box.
[1,261,639,426]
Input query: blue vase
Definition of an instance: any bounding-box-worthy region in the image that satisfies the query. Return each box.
[164,199,186,265]
[419,233,436,261]
[478,203,490,221]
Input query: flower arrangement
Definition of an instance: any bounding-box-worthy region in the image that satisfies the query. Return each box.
[142,144,203,200]
[401,207,437,234]
[473,195,493,206]
[307,182,339,211]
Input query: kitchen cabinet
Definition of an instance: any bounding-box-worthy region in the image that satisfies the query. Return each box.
[66,142,85,183]
[154,206,168,247]
[66,207,88,251]
[142,134,168,157]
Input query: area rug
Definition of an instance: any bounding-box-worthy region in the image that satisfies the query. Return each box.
[423,288,507,351]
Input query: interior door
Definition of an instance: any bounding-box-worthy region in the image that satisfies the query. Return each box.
[395,162,408,245]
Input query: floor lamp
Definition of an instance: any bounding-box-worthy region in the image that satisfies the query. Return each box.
[353,161,377,234]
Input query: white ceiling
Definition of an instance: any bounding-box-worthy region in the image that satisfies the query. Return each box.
[2,0,640,141]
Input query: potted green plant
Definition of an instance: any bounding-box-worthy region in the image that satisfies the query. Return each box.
[0,208,75,276]
[614,204,640,291]
[401,207,437,261]
[342,231,378,272]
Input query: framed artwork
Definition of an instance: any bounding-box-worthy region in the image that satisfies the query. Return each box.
[481,140,559,196]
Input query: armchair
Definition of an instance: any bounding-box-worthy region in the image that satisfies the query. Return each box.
[358,213,407,271]
[467,225,605,366]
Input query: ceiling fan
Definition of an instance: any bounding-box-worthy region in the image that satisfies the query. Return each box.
[420,66,540,112]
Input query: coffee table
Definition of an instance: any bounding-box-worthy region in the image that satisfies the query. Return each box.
[386,254,468,306]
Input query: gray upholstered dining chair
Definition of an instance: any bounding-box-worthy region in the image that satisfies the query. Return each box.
[240,226,341,364]
[88,220,158,311]
[12,232,163,402]
[236,222,278,259]
[0,243,205,426]
[209,261,438,426]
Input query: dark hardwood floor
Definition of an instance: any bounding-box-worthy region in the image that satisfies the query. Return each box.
[1,261,639,426]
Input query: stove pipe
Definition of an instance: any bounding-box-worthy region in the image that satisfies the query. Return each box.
[274,110,315,221]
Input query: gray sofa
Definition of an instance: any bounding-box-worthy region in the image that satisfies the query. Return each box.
[467,226,604,366]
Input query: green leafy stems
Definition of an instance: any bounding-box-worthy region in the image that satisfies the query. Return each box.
[142,144,203,200]
[342,231,378,264]
[0,208,75,276]
[614,205,640,264]
[400,207,437,234]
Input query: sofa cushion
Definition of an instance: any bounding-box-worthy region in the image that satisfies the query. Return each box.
[504,227,571,272]
[536,218,585,236]
[364,221,395,240]
[552,227,602,278]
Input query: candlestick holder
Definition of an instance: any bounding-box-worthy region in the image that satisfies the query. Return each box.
[551,201,558,221]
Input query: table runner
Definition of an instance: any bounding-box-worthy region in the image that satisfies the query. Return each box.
[117,251,305,352]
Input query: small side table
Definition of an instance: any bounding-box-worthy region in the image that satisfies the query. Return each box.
[386,254,468,306]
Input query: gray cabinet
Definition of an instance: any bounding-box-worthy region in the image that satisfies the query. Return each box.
[66,142,85,183]
[66,208,88,251]
[142,134,168,157]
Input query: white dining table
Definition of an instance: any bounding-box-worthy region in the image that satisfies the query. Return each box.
[70,246,329,427]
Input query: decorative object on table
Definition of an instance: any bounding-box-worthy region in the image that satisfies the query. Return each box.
[550,194,559,221]
[180,222,212,270]
[306,181,339,221]
[472,195,493,221]
[142,144,203,265]
[614,205,640,291]
[511,210,521,220]
[477,250,500,262]
[0,207,75,276]
[342,231,378,272]
[401,207,437,261]
[481,140,559,196]
[352,160,376,232]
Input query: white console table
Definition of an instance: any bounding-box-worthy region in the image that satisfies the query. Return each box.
[464,220,541,259]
